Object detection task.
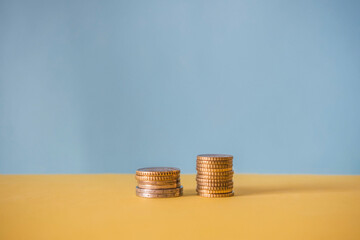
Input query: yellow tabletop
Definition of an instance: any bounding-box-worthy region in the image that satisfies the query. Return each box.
[0,174,359,240]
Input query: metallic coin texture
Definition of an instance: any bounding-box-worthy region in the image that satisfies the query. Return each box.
[196,175,233,181]
[196,178,233,186]
[196,170,234,176]
[196,172,233,180]
[197,160,233,165]
[196,154,234,197]
[135,175,179,181]
[136,167,180,176]
[197,183,233,188]
[197,183,233,189]
[196,167,233,172]
[136,186,183,194]
[197,192,234,198]
[137,179,180,185]
[136,191,182,198]
[135,166,183,198]
[137,183,181,189]
[196,163,233,168]
[196,188,233,194]
[197,154,233,160]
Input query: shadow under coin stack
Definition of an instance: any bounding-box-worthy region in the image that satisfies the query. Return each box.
[135,167,183,198]
[196,154,234,197]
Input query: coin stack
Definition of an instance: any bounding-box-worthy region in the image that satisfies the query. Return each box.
[196,154,234,197]
[135,167,183,198]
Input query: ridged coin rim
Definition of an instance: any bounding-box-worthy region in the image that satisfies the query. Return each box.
[196,170,234,176]
[197,184,234,190]
[197,154,233,160]
[196,182,234,188]
[136,167,180,176]
[197,192,234,198]
[196,163,233,168]
[196,178,233,182]
[196,175,233,180]
[137,179,180,184]
[136,186,183,194]
[136,192,182,198]
[135,175,180,181]
[196,188,233,194]
[137,183,181,189]
[197,160,233,165]
[196,167,233,172]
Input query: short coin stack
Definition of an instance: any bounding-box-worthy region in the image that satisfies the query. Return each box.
[135,167,183,198]
[196,154,234,197]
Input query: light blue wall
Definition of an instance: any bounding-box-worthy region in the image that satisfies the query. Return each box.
[1,0,359,174]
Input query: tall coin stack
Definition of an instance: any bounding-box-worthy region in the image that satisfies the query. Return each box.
[135,167,183,198]
[196,154,234,197]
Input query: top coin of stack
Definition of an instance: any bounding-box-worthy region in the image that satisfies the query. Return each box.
[135,167,183,198]
[196,154,234,197]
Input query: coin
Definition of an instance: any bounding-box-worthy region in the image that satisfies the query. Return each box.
[135,175,179,181]
[196,175,233,180]
[136,167,180,176]
[197,154,233,160]
[136,186,183,194]
[197,183,233,188]
[196,188,233,194]
[197,192,234,198]
[137,183,181,189]
[196,167,233,172]
[136,187,183,198]
[137,180,180,185]
[196,184,233,188]
[196,160,233,165]
[196,154,234,197]
[196,170,234,176]
[196,183,233,188]
[196,163,233,168]
[136,191,183,198]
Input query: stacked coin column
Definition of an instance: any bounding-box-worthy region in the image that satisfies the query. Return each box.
[135,167,183,198]
[196,154,234,197]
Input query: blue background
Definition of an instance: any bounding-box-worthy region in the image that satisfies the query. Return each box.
[1,0,359,174]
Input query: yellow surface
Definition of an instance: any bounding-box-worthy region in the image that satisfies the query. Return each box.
[0,174,359,240]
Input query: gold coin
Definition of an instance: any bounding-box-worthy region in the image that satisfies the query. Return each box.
[197,178,233,182]
[197,187,233,191]
[196,163,233,168]
[196,170,234,176]
[197,183,233,188]
[136,191,182,198]
[196,175,233,180]
[196,183,233,187]
[196,176,233,181]
[196,160,233,168]
[196,188,233,194]
[197,154,233,160]
[196,159,233,165]
[197,185,233,190]
[136,167,180,176]
[198,192,234,198]
[196,167,233,172]
[197,182,233,188]
[135,175,179,181]
[136,186,183,194]
[137,183,180,188]
[137,180,180,185]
